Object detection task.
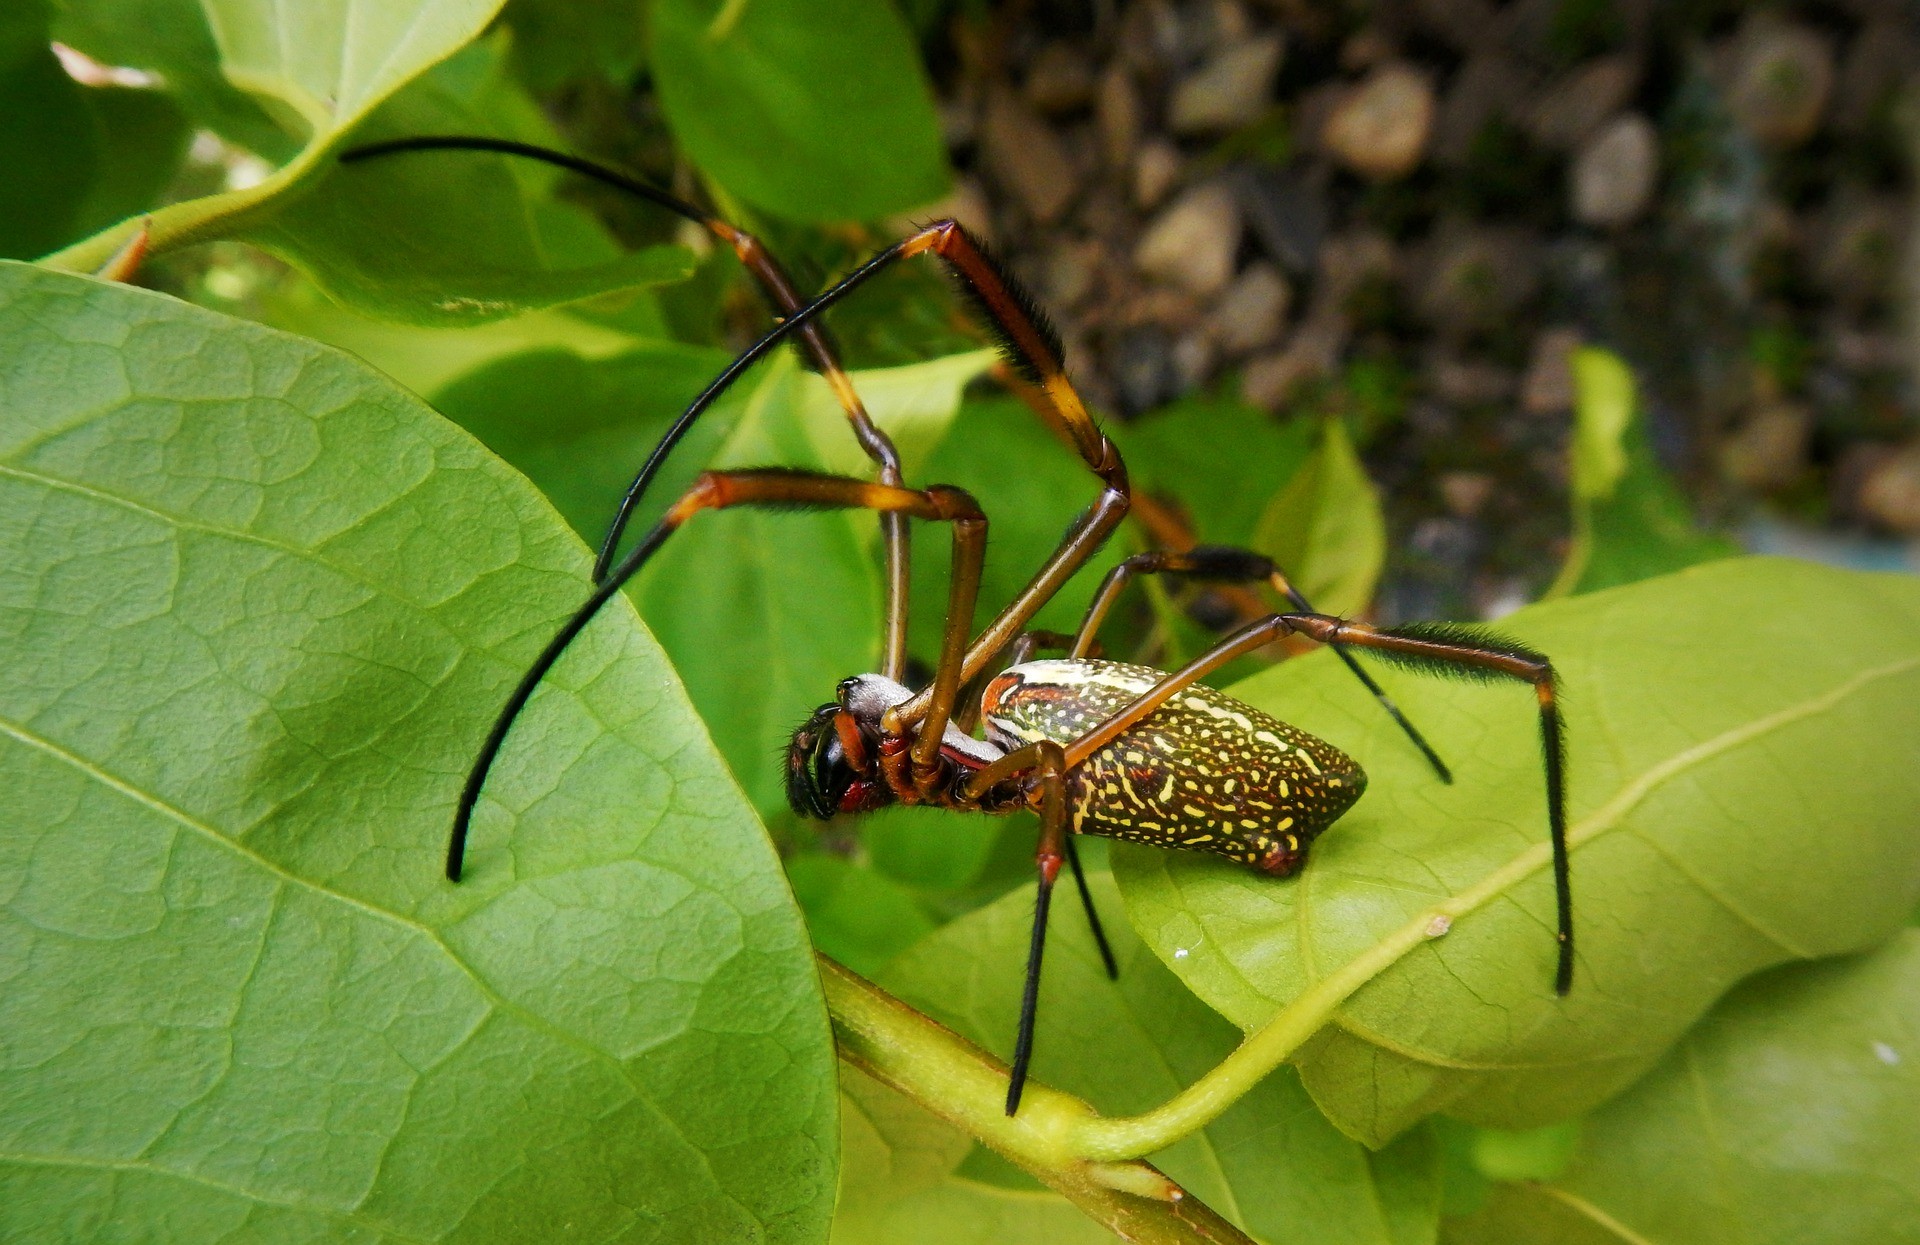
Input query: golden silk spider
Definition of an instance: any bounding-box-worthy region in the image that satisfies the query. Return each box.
[344,137,1572,1116]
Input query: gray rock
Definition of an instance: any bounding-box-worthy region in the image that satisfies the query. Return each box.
[1242,312,1346,410]
[1717,401,1812,491]
[1322,63,1436,181]
[1571,112,1658,228]
[1527,56,1639,152]
[1134,181,1242,296]
[1433,52,1529,166]
[1025,41,1097,116]
[1228,164,1328,277]
[1857,441,1920,534]
[1097,65,1143,168]
[1728,15,1835,148]
[1169,35,1285,134]
[1520,327,1583,416]
[1428,353,1517,406]
[979,85,1077,224]
[1412,221,1540,331]
[1110,325,1185,415]
[1208,262,1292,356]
[1133,139,1184,210]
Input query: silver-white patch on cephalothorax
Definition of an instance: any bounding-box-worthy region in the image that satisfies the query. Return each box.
[978,658,1366,868]
[837,672,1005,766]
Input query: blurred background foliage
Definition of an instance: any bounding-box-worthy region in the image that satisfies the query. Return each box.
[13,0,1920,1239]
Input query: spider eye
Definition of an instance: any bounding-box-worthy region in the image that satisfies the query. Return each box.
[785,704,853,819]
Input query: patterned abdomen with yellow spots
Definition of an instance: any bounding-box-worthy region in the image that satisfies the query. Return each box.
[981,659,1366,875]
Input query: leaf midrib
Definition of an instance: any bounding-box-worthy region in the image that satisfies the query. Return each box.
[1291,654,1920,1065]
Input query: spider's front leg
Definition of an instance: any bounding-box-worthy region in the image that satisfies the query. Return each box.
[447,467,984,881]
[960,739,1078,1115]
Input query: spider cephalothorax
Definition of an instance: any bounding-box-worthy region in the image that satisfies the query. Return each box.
[381,135,1573,1120]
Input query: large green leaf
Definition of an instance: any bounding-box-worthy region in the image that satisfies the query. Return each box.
[51,0,295,159]
[0,0,192,262]
[0,263,837,1242]
[649,0,950,222]
[1113,395,1319,550]
[1546,348,1737,598]
[245,37,695,325]
[833,1065,1115,1245]
[1444,932,1920,1243]
[635,356,882,825]
[1114,557,1920,1145]
[862,874,1442,1244]
[438,346,994,826]
[43,0,685,327]
[1250,417,1386,617]
[434,340,738,543]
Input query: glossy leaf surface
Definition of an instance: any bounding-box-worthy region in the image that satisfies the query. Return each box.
[649,0,950,222]
[1251,416,1387,617]
[0,263,837,1242]
[1444,932,1920,1243]
[864,874,1442,1244]
[1115,558,1920,1145]
[246,38,695,324]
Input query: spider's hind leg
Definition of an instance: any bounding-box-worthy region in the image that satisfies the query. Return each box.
[1073,545,1454,783]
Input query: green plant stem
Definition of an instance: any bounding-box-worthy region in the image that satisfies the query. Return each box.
[37,144,329,275]
[820,957,1256,1245]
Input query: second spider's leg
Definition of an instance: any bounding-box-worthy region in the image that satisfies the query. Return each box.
[447,468,983,881]
[340,137,914,680]
[1062,834,1119,981]
[1072,546,1453,781]
[1047,613,1572,994]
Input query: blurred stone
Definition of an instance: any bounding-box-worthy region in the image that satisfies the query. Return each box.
[939,83,979,150]
[1185,0,1255,59]
[1717,401,1812,490]
[1242,313,1345,409]
[1833,20,1913,134]
[1133,139,1184,210]
[1110,325,1184,415]
[1173,329,1217,389]
[1208,262,1292,355]
[1857,441,1920,534]
[1571,113,1658,228]
[1527,56,1638,151]
[1097,66,1143,167]
[1521,327,1583,415]
[1033,237,1103,310]
[889,176,995,246]
[1412,222,1539,331]
[980,86,1077,224]
[1338,26,1397,72]
[1025,41,1097,115]
[1170,34,1284,134]
[1407,0,1501,55]
[1429,353,1517,406]
[1322,63,1435,181]
[1229,164,1327,277]
[1134,182,1242,296]
[1433,52,1528,165]
[1813,194,1901,308]
[1317,229,1398,307]
[1438,470,1496,518]
[1727,15,1834,148]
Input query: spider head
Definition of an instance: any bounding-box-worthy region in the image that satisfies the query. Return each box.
[785,701,892,820]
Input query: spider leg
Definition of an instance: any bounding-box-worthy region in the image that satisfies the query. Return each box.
[1073,546,1453,782]
[447,468,984,881]
[969,739,1073,1116]
[1047,610,1571,994]
[339,137,914,682]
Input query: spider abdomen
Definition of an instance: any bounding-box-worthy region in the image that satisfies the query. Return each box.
[981,659,1365,871]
